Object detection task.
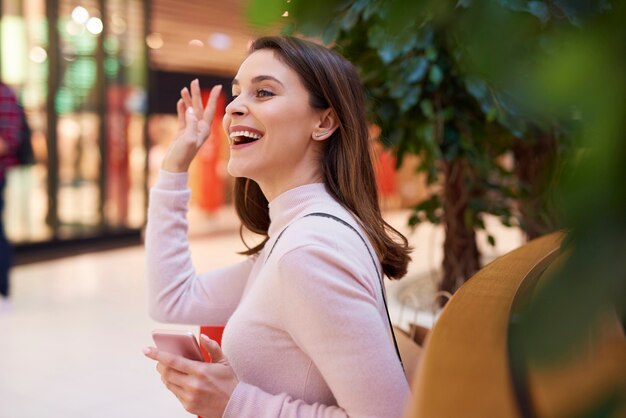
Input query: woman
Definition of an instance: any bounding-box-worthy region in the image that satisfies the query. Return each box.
[143,36,412,418]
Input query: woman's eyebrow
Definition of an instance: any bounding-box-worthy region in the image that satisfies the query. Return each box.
[231,75,284,87]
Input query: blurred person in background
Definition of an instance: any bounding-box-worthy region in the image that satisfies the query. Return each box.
[143,36,413,417]
[0,82,20,311]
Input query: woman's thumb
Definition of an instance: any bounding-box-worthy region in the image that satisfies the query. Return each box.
[200,334,227,364]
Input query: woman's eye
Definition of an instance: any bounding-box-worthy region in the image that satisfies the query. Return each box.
[229,94,239,103]
[256,89,275,98]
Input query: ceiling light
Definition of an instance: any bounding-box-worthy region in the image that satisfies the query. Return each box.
[71,6,89,24]
[85,17,103,35]
[208,32,231,50]
[146,33,164,49]
[29,46,47,63]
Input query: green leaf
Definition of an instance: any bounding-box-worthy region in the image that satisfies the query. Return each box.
[420,99,435,118]
[399,86,421,112]
[322,23,341,45]
[465,76,488,101]
[340,1,364,30]
[417,122,435,147]
[429,65,444,86]
[362,0,380,20]
[414,27,434,49]
[414,195,443,225]
[405,56,430,83]
[426,46,438,61]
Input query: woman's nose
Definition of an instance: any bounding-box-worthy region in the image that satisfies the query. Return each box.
[225,95,246,116]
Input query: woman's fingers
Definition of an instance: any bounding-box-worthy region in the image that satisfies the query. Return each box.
[190,79,203,118]
[196,85,222,142]
[181,86,192,110]
[199,334,228,365]
[176,99,186,130]
[158,363,190,389]
[202,85,223,126]
[144,346,198,374]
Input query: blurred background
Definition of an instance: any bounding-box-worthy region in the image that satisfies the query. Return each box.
[2,0,247,253]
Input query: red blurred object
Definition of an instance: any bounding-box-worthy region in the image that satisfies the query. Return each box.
[198,325,224,361]
[376,147,397,198]
[106,85,131,224]
[196,90,226,212]
[198,325,225,418]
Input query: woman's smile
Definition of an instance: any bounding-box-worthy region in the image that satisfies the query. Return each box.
[228,125,265,148]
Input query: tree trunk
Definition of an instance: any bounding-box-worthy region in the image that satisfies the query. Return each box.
[513,129,559,240]
[439,159,481,304]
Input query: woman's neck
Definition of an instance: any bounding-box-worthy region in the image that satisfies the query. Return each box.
[258,173,324,202]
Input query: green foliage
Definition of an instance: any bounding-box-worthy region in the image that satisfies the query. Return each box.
[460,3,625,408]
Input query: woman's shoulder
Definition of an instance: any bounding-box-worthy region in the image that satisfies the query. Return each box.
[287,209,365,246]
[271,214,381,295]
[270,209,379,274]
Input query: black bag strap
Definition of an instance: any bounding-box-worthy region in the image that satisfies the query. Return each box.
[264,212,405,374]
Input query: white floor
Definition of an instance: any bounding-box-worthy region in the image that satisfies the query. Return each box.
[0,207,524,418]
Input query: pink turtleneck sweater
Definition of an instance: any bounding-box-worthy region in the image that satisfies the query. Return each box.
[145,171,409,418]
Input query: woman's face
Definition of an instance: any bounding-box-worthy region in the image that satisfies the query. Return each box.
[222,49,326,200]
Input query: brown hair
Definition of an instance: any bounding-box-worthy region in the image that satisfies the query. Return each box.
[234,36,411,279]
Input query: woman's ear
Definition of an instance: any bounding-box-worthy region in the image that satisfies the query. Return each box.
[311,109,339,141]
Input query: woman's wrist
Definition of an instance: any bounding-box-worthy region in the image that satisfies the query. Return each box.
[161,159,190,173]
[155,169,189,190]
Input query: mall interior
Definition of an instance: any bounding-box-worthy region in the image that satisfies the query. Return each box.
[1,0,252,256]
[2,1,620,418]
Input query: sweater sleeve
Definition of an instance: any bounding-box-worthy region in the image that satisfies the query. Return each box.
[145,170,253,325]
[223,244,410,418]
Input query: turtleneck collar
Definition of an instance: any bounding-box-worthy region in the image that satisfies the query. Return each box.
[267,182,340,238]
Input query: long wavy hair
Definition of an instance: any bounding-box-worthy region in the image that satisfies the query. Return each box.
[233,36,411,279]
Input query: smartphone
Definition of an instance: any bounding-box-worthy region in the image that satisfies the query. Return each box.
[151,330,205,362]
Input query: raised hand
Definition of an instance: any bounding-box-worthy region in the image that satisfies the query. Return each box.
[161,79,223,173]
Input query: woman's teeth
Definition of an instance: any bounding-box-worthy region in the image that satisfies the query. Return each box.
[229,131,263,145]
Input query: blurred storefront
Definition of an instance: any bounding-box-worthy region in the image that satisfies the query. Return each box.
[1,0,148,250]
[1,0,252,257]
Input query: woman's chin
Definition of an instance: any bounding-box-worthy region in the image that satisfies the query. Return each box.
[227,160,252,179]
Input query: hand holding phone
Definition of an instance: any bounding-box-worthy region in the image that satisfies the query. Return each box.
[151,330,205,362]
